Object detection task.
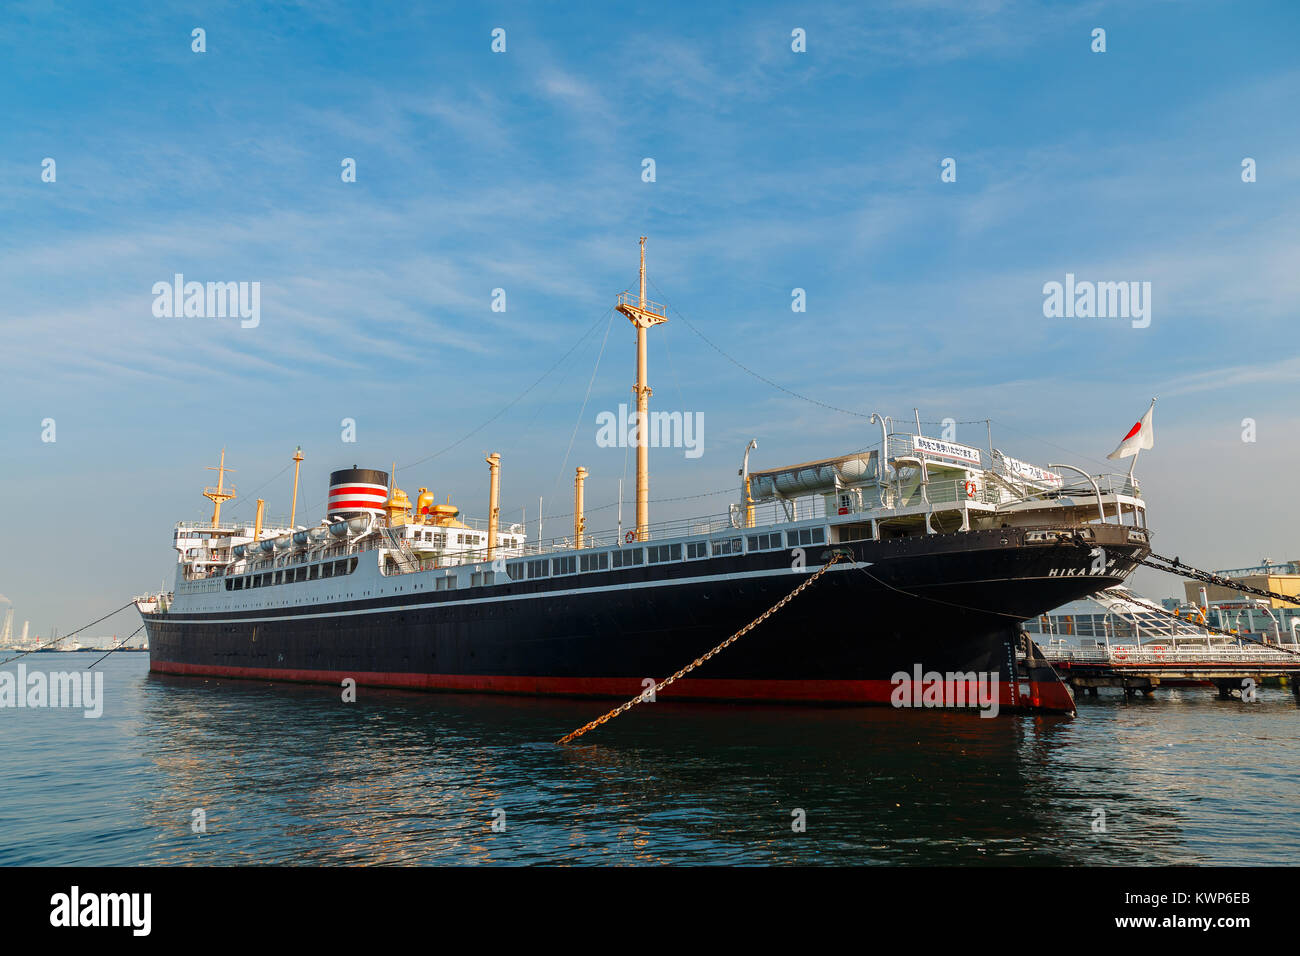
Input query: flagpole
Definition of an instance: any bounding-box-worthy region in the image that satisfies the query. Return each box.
[1127,397,1155,481]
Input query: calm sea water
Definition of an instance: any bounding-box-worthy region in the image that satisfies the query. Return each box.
[1,651,1297,866]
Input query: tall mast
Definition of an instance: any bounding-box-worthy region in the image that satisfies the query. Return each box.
[615,236,667,541]
[202,448,236,528]
[289,445,304,527]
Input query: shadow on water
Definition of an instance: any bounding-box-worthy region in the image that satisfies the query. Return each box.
[3,653,1296,865]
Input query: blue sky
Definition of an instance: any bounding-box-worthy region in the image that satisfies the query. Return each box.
[2,0,1299,630]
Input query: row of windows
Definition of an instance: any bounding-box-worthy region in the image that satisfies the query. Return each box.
[647,543,682,563]
[580,552,609,573]
[787,527,826,547]
[225,557,358,590]
[496,528,827,582]
[612,548,644,569]
[410,530,518,548]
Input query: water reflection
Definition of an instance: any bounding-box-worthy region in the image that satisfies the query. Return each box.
[4,654,1296,865]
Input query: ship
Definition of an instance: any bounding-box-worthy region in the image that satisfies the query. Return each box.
[137,239,1154,715]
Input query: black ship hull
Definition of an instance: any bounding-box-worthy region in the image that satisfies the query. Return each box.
[143,525,1149,715]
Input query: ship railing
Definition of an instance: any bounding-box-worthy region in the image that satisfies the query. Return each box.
[1008,474,1141,502]
[1039,643,1300,664]
[175,516,294,532]
[616,290,668,318]
[402,514,526,535]
[376,527,421,574]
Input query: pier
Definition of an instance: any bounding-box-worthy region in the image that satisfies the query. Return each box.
[1040,643,1300,700]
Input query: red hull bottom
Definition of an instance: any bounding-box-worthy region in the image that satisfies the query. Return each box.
[149,660,1076,715]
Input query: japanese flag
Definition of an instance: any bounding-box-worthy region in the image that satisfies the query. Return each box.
[1107,400,1155,460]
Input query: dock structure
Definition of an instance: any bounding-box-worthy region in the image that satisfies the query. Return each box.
[1041,643,1300,700]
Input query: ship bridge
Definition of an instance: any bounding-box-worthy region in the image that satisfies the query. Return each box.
[738,426,1147,540]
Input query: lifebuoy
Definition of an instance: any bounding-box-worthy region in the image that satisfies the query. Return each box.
[964,480,977,498]
[625,531,636,543]
[1114,646,1129,662]
[1151,645,1166,660]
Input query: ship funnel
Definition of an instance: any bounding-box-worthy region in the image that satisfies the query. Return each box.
[328,467,389,519]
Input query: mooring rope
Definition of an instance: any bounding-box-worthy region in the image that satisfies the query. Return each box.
[555,550,850,745]
[0,600,138,666]
[87,624,148,669]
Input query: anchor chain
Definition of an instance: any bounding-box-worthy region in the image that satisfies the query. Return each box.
[1141,552,1300,607]
[555,550,851,745]
[1121,592,1300,659]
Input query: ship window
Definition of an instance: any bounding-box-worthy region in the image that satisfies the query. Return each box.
[711,537,742,556]
[612,548,644,569]
[310,565,320,580]
[747,533,781,551]
[507,562,525,581]
[225,579,234,591]
[322,563,334,578]
[786,528,825,547]
[553,556,577,575]
[648,543,682,563]
[527,559,549,579]
[349,557,358,573]
[580,552,609,573]
[686,541,708,560]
